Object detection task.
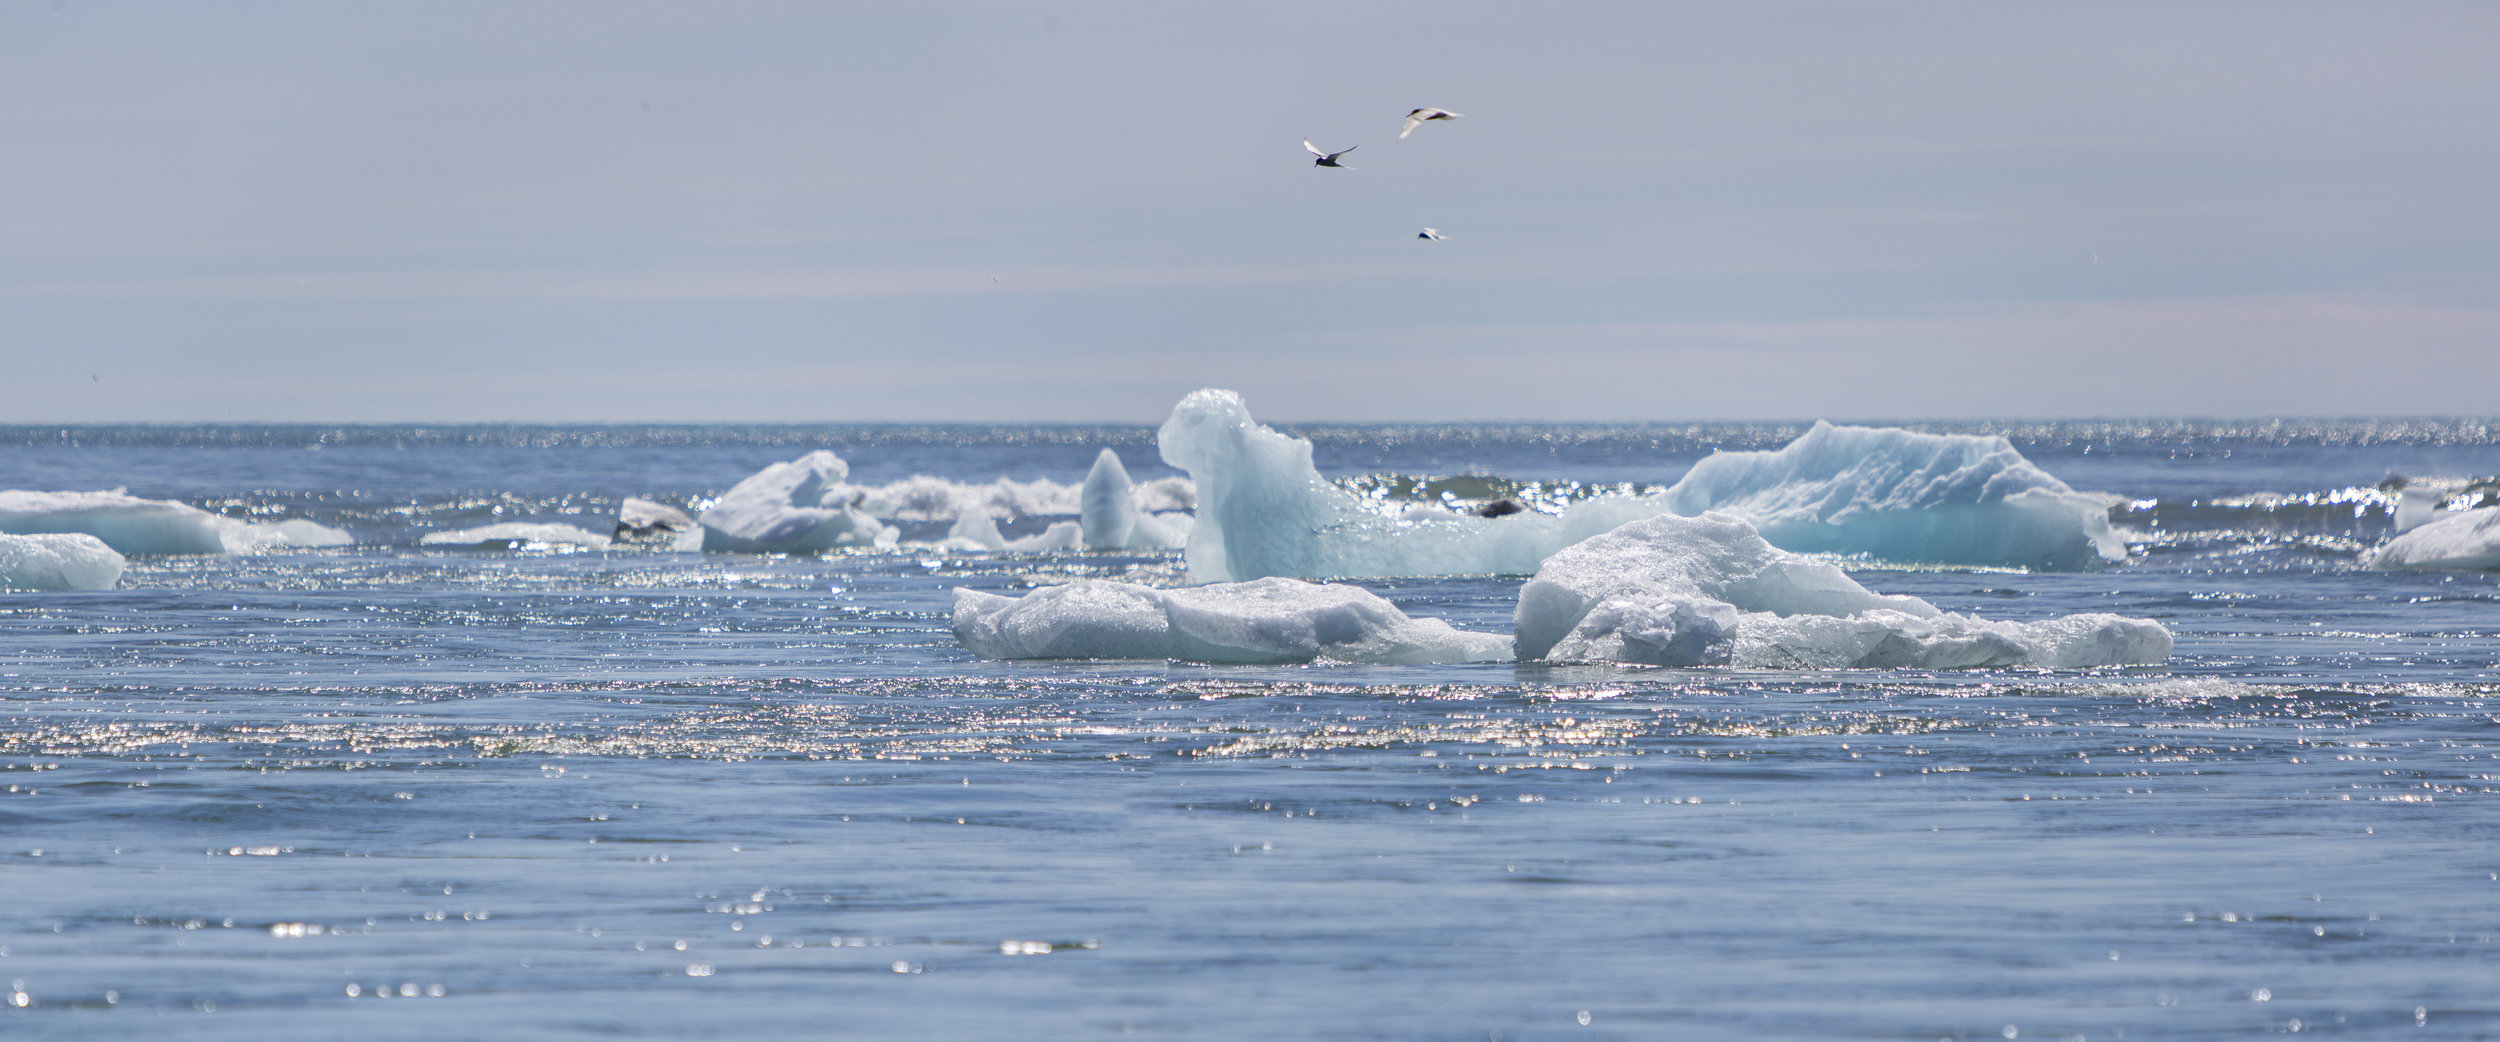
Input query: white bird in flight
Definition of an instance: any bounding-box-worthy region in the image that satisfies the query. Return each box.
[1399,107,1460,139]
[1418,228,1445,240]
[1304,139,1356,168]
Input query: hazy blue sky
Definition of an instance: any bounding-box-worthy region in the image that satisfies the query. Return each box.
[5,1,2496,422]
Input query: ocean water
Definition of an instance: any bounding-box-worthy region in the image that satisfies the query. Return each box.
[3,421,2497,1041]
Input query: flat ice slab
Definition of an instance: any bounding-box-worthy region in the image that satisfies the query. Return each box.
[1516,512,2170,669]
[0,489,349,555]
[2366,506,2500,571]
[0,532,127,591]
[699,451,900,553]
[952,577,1510,664]
[420,522,614,550]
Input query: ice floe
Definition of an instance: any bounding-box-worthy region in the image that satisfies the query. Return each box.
[1156,389,2122,580]
[1658,421,2124,571]
[698,451,900,553]
[420,522,615,551]
[0,532,127,591]
[614,498,703,551]
[2365,506,2500,571]
[951,577,1509,664]
[1515,513,2170,669]
[1158,389,1661,581]
[0,489,349,555]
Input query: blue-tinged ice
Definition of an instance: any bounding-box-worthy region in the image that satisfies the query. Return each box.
[420,522,615,551]
[1660,421,2125,571]
[1158,389,1661,581]
[2365,506,2500,571]
[1080,449,1193,550]
[698,451,900,553]
[951,577,1509,664]
[1157,390,2121,581]
[1515,512,2170,668]
[0,489,350,555]
[937,512,1085,553]
[0,532,126,591]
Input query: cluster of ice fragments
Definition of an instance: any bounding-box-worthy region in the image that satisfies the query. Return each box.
[953,510,2170,668]
[699,447,1190,555]
[1157,389,2123,583]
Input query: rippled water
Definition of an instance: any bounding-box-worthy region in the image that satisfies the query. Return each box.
[4,424,2499,1039]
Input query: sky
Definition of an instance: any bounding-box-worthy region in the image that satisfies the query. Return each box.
[4,1,2497,423]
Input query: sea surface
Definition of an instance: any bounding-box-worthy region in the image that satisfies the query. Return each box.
[3,420,2497,1040]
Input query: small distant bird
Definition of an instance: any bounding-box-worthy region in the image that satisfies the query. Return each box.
[1304,139,1356,168]
[1399,107,1460,139]
[1418,228,1445,240]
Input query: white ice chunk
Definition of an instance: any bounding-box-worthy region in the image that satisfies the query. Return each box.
[2366,506,2500,571]
[0,489,346,554]
[951,577,1510,664]
[419,522,614,550]
[1158,389,1662,581]
[1661,421,2124,570]
[1080,449,1192,550]
[1516,512,2170,669]
[699,451,900,553]
[0,532,126,591]
[615,497,703,551]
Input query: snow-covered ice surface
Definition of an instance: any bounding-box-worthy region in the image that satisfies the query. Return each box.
[951,577,1509,664]
[1516,513,2171,668]
[1661,421,2125,571]
[0,489,348,554]
[2366,506,2500,571]
[0,531,126,590]
[1159,389,1663,581]
[419,522,616,550]
[697,451,900,553]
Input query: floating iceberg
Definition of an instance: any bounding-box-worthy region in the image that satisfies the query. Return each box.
[1659,421,2125,571]
[1156,391,2118,581]
[2365,506,2500,571]
[952,577,1509,664]
[1515,513,2169,669]
[0,489,349,555]
[0,532,127,591]
[1080,449,1193,550]
[859,472,1193,522]
[699,451,900,553]
[1158,389,1661,581]
[420,522,614,551]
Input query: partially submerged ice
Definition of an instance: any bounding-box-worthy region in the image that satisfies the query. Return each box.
[699,451,899,553]
[0,489,349,555]
[420,522,614,551]
[951,577,1509,664]
[1516,513,2169,669]
[1158,389,1659,581]
[0,532,126,591]
[2365,506,2500,571]
[615,497,704,551]
[1156,390,2122,582]
[1660,421,2125,571]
